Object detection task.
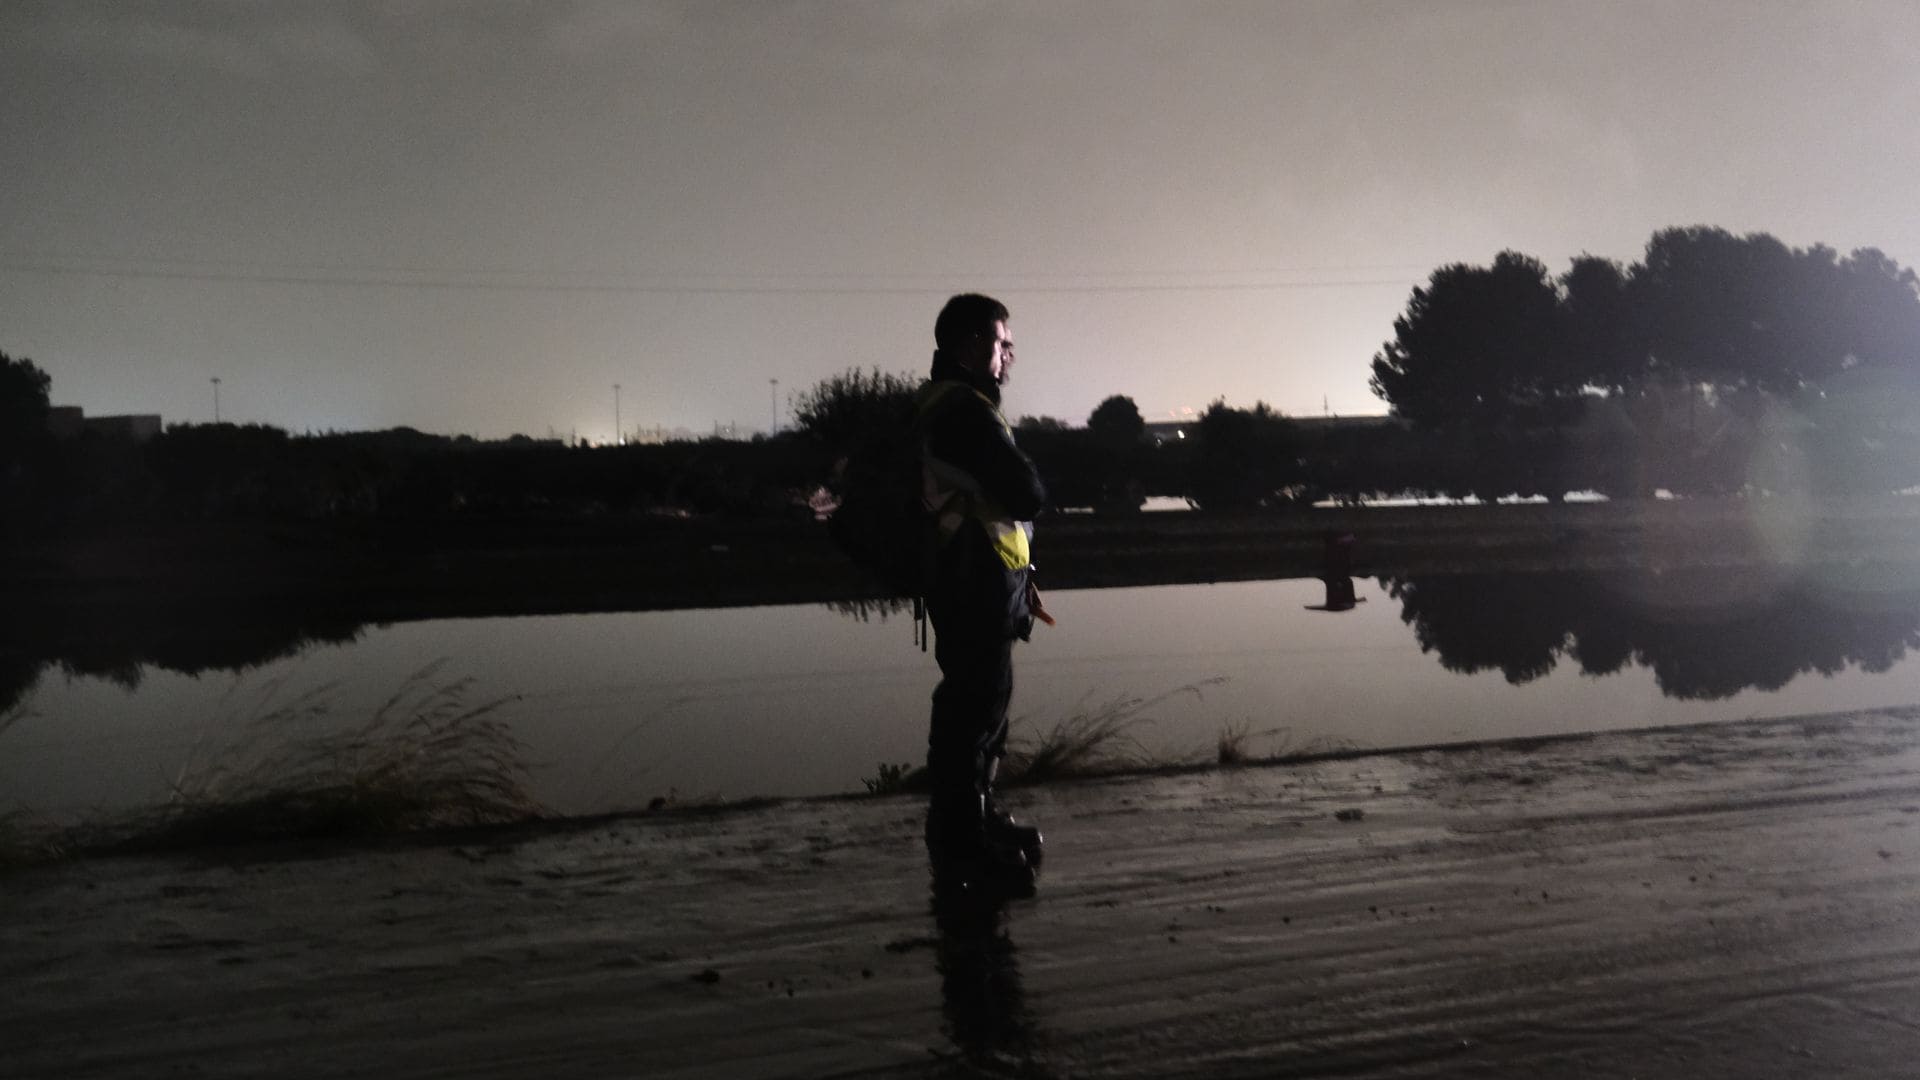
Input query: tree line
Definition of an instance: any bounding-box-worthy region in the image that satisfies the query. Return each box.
[6,224,1919,529]
[1364,226,1920,500]
[0,357,828,533]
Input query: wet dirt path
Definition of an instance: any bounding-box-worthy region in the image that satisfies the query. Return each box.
[7,709,1920,1078]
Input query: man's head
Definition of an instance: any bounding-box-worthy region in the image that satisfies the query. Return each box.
[934,293,1014,386]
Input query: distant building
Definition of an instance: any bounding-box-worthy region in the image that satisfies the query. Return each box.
[46,405,84,439]
[1142,413,1404,445]
[1289,414,1407,435]
[1143,419,1193,444]
[46,405,164,443]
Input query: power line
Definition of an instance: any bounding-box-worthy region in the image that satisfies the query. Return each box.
[0,246,1436,281]
[0,251,1422,296]
[0,259,1415,295]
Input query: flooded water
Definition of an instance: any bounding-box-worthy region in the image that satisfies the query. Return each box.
[7,565,1920,818]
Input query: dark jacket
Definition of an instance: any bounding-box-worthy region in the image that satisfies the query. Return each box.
[920,354,1046,638]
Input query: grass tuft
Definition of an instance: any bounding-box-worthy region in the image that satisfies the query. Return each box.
[860,761,925,796]
[1216,718,1268,765]
[1216,718,1349,767]
[117,662,545,852]
[1004,678,1228,784]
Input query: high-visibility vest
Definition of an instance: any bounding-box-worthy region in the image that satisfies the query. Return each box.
[915,380,1033,571]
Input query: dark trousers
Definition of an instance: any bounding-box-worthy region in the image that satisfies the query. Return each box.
[927,608,1015,816]
[924,544,1028,849]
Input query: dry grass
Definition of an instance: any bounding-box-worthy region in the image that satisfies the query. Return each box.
[1216,718,1271,765]
[1004,678,1228,784]
[1216,718,1349,767]
[860,761,925,796]
[114,662,545,853]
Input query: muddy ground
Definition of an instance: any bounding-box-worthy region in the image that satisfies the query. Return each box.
[8,708,1920,1078]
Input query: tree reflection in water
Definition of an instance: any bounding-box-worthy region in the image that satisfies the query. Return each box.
[1383,568,1920,700]
[821,597,912,623]
[0,599,370,714]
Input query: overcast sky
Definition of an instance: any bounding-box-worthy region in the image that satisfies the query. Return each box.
[4,1,1917,439]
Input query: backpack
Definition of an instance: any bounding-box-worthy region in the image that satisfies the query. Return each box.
[827,397,937,603]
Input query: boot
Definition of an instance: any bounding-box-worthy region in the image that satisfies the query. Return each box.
[982,759,1044,873]
[983,794,1044,873]
[927,794,1036,898]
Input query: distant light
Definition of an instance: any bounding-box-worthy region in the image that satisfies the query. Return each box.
[1176,430,1185,439]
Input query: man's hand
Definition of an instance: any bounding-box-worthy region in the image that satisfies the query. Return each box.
[1027,581,1055,627]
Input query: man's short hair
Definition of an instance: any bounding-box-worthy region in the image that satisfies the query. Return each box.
[934,293,1010,352]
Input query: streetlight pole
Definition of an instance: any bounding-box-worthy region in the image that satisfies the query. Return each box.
[210,376,222,423]
[769,378,779,434]
[614,383,622,446]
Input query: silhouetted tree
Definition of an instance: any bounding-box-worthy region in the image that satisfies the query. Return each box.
[1,350,56,527]
[1087,395,1146,448]
[1369,252,1574,428]
[1188,400,1302,511]
[1070,395,1147,512]
[1369,229,1920,498]
[0,351,51,438]
[1633,227,1844,395]
[1559,255,1644,392]
[1836,247,1920,372]
[1014,426,1103,509]
[791,368,918,455]
[150,423,296,517]
[1016,415,1069,432]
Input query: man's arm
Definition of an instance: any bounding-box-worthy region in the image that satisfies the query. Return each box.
[926,397,1046,520]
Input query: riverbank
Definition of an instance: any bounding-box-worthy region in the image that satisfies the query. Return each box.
[6,706,1920,1078]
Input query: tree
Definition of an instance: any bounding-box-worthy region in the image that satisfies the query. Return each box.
[1,351,53,518]
[1016,415,1069,432]
[1632,226,1838,395]
[1558,255,1644,392]
[1189,400,1301,511]
[1365,227,1920,498]
[0,350,51,442]
[1834,246,1920,373]
[1086,395,1145,448]
[790,368,918,454]
[1368,251,1571,427]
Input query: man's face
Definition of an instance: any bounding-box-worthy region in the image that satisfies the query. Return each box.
[977,319,1015,386]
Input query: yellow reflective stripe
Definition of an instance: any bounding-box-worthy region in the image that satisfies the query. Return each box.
[986,517,1030,569]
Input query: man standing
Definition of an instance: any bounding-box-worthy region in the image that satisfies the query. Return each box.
[916,293,1050,894]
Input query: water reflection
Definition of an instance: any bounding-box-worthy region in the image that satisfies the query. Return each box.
[821,597,912,623]
[931,890,1049,1076]
[1303,531,1365,612]
[1304,574,1362,612]
[0,598,370,713]
[1384,568,1920,700]
[17,568,1920,817]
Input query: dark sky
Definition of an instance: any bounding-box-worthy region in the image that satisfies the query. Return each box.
[4,1,1916,439]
